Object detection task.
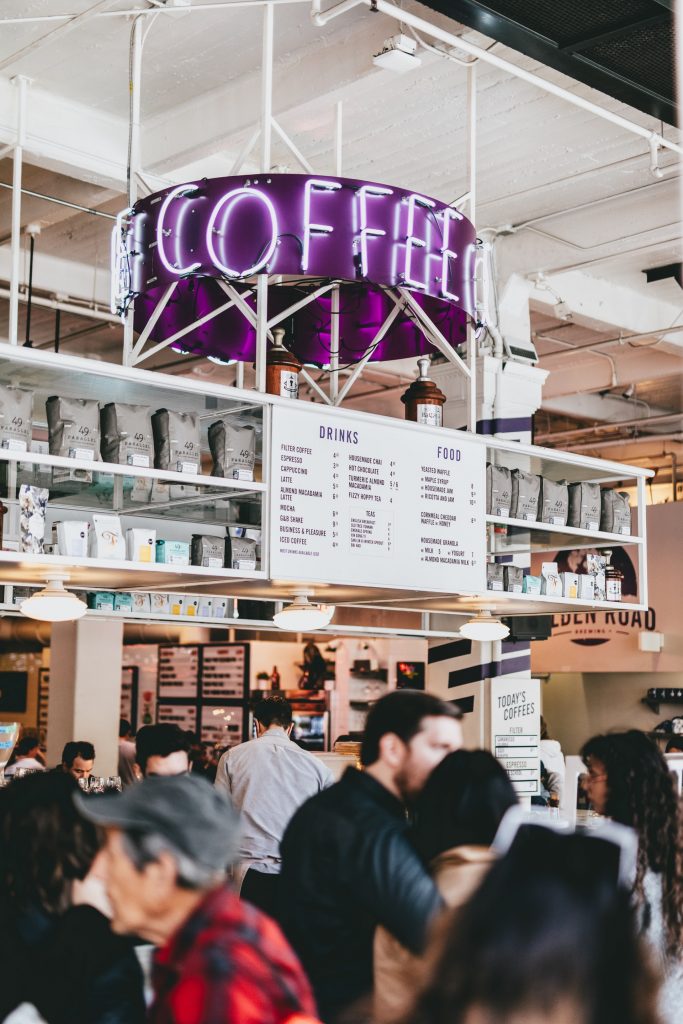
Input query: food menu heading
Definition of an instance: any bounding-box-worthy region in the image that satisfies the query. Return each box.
[270,407,485,593]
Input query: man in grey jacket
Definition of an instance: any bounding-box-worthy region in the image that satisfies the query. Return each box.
[215,695,333,915]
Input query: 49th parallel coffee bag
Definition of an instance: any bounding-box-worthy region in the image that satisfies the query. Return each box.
[100,402,154,469]
[567,482,601,531]
[0,385,33,452]
[152,409,200,474]
[208,420,256,481]
[486,464,512,518]
[46,396,101,482]
[510,469,540,521]
[539,477,569,526]
[600,489,632,536]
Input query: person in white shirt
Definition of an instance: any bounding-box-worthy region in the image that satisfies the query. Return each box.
[215,695,333,916]
[4,734,45,778]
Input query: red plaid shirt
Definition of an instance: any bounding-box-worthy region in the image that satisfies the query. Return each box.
[150,885,318,1024]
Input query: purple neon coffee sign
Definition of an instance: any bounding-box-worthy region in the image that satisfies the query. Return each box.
[113,174,477,365]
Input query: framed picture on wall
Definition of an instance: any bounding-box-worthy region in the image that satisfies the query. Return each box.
[396,661,425,690]
[0,672,28,713]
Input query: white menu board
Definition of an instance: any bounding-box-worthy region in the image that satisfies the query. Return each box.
[158,645,199,700]
[158,703,197,733]
[491,676,540,796]
[201,644,247,701]
[270,406,485,592]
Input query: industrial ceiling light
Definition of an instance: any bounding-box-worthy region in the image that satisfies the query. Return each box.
[20,575,87,623]
[373,34,422,73]
[273,591,335,631]
[459,610,510,642]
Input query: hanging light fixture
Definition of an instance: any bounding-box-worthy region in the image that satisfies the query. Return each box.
[20,575,87,623]
[459,610,510,642]
[273,591,335,632]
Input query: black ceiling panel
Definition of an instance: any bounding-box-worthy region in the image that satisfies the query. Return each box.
[423,1,677,124]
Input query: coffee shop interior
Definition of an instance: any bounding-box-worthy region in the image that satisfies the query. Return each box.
[0,0,681,803]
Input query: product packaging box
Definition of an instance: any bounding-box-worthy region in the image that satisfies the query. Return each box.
[211,597,229,618]
[560,572,579,599]
[131,592,151,614]
[90,515,125,560]
[567,482,601,531]
[100,402,154,468]
[541,561,562,596]
[600,489,632,535]
[208,420,256,480]
[486,563,505,591]
[155,540,190,566]
[19,485,48,553]
[510,470,540,521]
[114,593,133,613]
[539,478,569,526]
[585,553,607,601]
[46,395,101,483]
[151,409,200,474]
[197,597,214,618]
[126,528,156,563]
[486,464,512,518]
[56,521,89,558]
[0,385,33,452]
[168,593,184,616]
[578,575,595,600]
[191,534,225,568]
[11,586,34,607]
[504,565,524,593]
[150,592,171,616]
[522,575,542,595]
[88,591,115,611]
[180,596,199,617]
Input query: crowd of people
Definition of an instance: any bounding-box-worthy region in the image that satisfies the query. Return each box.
[1,691,682,1024]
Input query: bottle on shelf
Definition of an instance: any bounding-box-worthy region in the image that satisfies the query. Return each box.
[400,357,446,427]
[270,665,281,690]
[604,549,623,603]
[266,328,301,399]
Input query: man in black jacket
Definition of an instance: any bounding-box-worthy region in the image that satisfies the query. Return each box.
[279,690,463,1022]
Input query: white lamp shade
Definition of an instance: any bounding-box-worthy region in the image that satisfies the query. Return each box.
[273,595,334,631]
[459,612,510,642]
[20,579,87,622]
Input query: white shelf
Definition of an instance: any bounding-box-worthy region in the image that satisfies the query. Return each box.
[0,550,266,591]
[486,515,641,550]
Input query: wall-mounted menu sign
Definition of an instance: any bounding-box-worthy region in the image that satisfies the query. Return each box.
[491,676,540,796]
[158,645,199,700]
[201,705,244,747]
[201,644,247,701]
[270,406,485,592]
[158,703,198,733]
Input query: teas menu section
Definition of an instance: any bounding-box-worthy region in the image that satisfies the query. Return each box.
[270,406,485,592]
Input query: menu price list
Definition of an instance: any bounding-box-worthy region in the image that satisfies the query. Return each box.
[270,407,485,593]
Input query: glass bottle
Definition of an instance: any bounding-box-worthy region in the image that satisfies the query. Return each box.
[604,550,623,603]
[270,665,281,691]
[401,357,446,427]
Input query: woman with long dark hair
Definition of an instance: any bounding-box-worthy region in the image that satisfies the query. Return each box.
[581,730,683,1023]
[0,771,146,1024]
[373,750,517,1023]
[405,825,661,1024]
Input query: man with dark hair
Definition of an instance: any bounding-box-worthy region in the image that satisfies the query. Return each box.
[61,740,95,781]
[215,695,332,916]
[135,724,190,778]
[78,774,316,1024]
[279,690,463,1022]
[214,692,331,917]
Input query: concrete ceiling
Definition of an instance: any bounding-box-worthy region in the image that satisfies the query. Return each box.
[0,0,680,475]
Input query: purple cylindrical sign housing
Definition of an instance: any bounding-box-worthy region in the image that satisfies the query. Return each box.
[116,174,477,365]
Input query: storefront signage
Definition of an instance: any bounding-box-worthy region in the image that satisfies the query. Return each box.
[269,405,486,593]
[491,676,540,796]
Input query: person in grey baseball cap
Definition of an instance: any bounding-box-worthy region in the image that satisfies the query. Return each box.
[77,774,317,1024]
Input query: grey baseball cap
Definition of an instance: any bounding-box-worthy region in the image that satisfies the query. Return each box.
[75,773,241,872]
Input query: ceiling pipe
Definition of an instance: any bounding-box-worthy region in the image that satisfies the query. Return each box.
[0,287,119,325]
[561,435,683,452]
[537,323,683,359]
[0,181,117,221]
[536,412,683,445]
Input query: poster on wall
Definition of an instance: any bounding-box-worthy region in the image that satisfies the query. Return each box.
[270,405,486,594]
[200,704,244,748]
[158,645,199,700]
[491,676,540,796]
[201,644,248,701]
[157,703,197,733]
[532,502,678,674]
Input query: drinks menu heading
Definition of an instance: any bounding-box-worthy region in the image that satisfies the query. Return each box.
[270,406,485,592]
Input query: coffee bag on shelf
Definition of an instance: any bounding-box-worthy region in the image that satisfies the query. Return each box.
[100,403,154,468]
[539,478,569,526]
[510,470,540,521]
[504,565,524,593]
[19,484,48,553]
[46,396,101,483]
[90,514,125,560]
[567,482,601,531]
[226,527,259,571]
[486,464,512,518]
[191,535,225,569]
[208,420,256,481]
[486,563,505,591]
[541,561,562,596]
[152,409,200,474]
[600,489,632,536]
[0,385,33,452]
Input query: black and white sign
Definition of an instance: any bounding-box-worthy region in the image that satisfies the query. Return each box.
[491,676,540,796]
[270,406,485,592]
[158,645,199,700]
[157,703,197,732]
[201,644,247,701]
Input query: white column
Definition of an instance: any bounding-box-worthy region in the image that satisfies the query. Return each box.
[47,618,124,775]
